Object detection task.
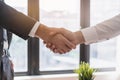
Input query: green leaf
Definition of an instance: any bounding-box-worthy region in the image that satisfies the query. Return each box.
[74,61,96,80]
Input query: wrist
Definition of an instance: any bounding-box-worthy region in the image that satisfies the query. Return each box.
[35,24,49,40]
[74,31,85,44]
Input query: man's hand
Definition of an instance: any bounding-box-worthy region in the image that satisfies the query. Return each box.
[35,24,76,54]
[59,28,80,45]
[47,34,75,54]
[44,29,85,53]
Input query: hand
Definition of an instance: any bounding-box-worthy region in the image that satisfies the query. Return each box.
[59,28,80,45]
[44,29,85,53]
[46,34,75,54]
[35,24,76,53]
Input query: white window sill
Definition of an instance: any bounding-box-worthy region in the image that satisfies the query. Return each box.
[94,71,120,80]
[14,71,120,80]
[15,73,77,80]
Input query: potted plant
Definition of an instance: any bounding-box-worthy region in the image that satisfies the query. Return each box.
[74,62,96,80]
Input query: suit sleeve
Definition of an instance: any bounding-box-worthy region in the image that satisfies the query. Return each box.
[0,1,37,40]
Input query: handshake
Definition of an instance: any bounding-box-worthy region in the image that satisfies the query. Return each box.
[35,24,85,54]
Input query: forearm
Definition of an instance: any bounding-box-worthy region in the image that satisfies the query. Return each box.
[74,31,85,44]
[35,24,50,40]
[80,14,120,45]
[0,1,36,39]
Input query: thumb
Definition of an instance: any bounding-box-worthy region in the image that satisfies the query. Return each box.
[60,28,75,42]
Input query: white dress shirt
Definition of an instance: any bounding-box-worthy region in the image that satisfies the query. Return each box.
[28,21,41,37]
[81,14,120,45]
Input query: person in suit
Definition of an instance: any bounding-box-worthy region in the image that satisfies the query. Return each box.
[0,1,77,80]
[45,13,120,53]
[0,28,13,80]
[0,1,77,53]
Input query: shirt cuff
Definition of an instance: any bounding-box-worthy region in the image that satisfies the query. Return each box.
[29,21,40,37]
[81,27,99,45]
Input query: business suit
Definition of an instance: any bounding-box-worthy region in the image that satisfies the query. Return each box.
[0,1,37,40]
[0,1,37,80]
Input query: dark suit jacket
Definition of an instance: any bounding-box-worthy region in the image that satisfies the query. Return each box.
[0,1,37,79]
[0,1,37,40]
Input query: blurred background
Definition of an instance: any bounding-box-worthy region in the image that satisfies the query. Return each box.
[4,0,120,74]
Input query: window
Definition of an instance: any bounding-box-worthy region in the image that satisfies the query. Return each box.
[3,0,120,76]
[39,0,80,71]
[5,0,28,72]
[90,0,120,69]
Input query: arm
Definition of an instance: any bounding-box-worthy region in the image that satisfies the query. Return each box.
[45,14,120,52]
[0,1,36,39]
[81,14,120,44]
[35,24,76,54]
[0,1,76,53]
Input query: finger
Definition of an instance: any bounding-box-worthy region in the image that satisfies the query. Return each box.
[43,41,46,44]
[57,36,73,52]
[65,39,76,49]
[61,37,76,51]
[53,49,59,53]
[51,45,56,50]
[57,49,65,54]
[60,32,76,49]
[48,45,56,52]
[46,43,52,48]
[58,43,70,53]
[60,28,77,47]
[49,34,72,53]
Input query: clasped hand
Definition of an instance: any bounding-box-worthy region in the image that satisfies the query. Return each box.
[35,24,84,54]
[44,28,79,54]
